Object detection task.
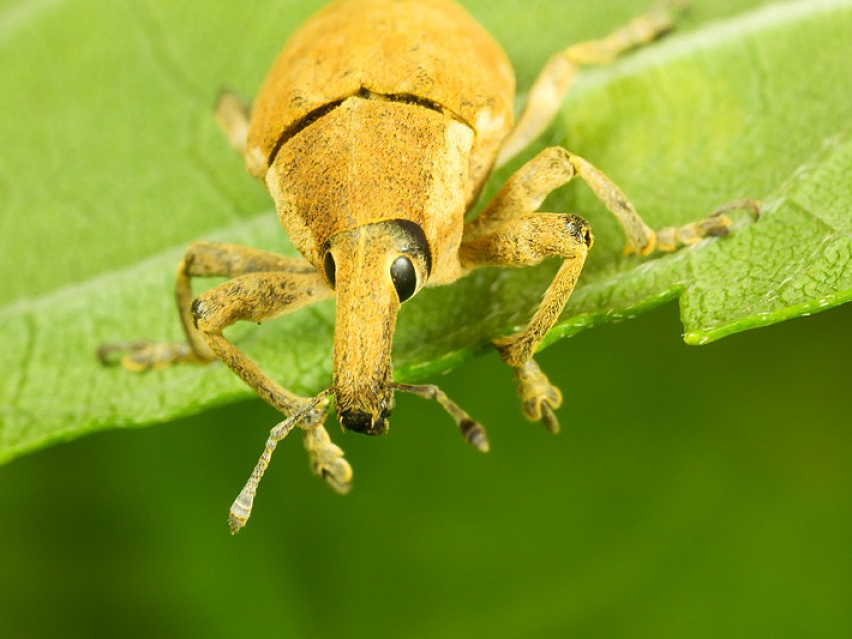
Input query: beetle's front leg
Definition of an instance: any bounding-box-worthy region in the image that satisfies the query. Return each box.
[192,270,331,415]
[461,214,593,433]
[497,1,686,167]
[189,270,353,531]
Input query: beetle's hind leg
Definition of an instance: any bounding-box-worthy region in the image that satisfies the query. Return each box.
[497,1,687,167]
[467,146,749,257]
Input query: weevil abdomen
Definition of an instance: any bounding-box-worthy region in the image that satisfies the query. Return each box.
[246,0,514,208]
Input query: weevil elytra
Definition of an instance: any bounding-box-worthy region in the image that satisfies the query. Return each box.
[99,0,757,532]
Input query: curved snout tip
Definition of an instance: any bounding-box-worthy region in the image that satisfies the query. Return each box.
[340,408,389,435]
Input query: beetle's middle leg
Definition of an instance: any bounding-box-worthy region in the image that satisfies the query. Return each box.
[98,242,317,371]
[466,146,734,256]
[497,1,686,167]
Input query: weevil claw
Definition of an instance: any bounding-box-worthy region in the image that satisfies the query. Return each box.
[305,423,353,493]
[539,403,560,435]
[514,360,563,433]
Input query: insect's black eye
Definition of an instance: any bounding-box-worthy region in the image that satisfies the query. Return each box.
[390,255,416,302]
[323,251,336,288]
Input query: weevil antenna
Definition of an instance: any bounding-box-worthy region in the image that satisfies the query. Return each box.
[229,388,333,534]
[392,383,489,452]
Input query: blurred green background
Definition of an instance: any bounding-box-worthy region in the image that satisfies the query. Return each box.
[2,301,851,637]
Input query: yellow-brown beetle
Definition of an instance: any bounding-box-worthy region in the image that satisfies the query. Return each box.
[100,0,754,532]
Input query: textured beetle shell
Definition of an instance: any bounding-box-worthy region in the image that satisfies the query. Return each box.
[246,0,515,196]
[267,98,475,283]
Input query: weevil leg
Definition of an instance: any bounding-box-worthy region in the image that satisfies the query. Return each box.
[653,198,760,251]
[214,90,269,178]
[191,269,332,416]
[98,243,346,530]
[98,242,316,371]
[466,146,739,256]
[463,146,753,431]
[189,269,354,531]
[461,213,592,433]
[496,1,687,167]
[229,390,352,534]
[215,89,251,156]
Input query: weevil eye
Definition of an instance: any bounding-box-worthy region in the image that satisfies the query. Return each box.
[323,251,336,288]
[390,255,416,302]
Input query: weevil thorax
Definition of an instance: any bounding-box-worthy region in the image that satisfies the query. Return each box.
[266,97,474,285]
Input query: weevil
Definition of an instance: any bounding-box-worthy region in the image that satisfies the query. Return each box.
[100,0,757,532]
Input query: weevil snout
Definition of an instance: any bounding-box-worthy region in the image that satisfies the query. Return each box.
[324,219,432,435]
[339,407,390,435]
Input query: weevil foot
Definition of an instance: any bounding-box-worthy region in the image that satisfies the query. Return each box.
[96,340,206,371]
[305,424,353,494]
[513,360,563,434]
[647,198,760,253]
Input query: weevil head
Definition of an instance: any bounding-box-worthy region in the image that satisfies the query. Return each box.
[322,219,432,435]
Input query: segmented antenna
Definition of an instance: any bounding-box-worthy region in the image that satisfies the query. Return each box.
[229,389,332,534]
[393,383,489,452]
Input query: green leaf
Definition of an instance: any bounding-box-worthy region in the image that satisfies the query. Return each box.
[2,0,850,463]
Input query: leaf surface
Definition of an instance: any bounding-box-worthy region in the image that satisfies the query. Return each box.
[1,0,850,462]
